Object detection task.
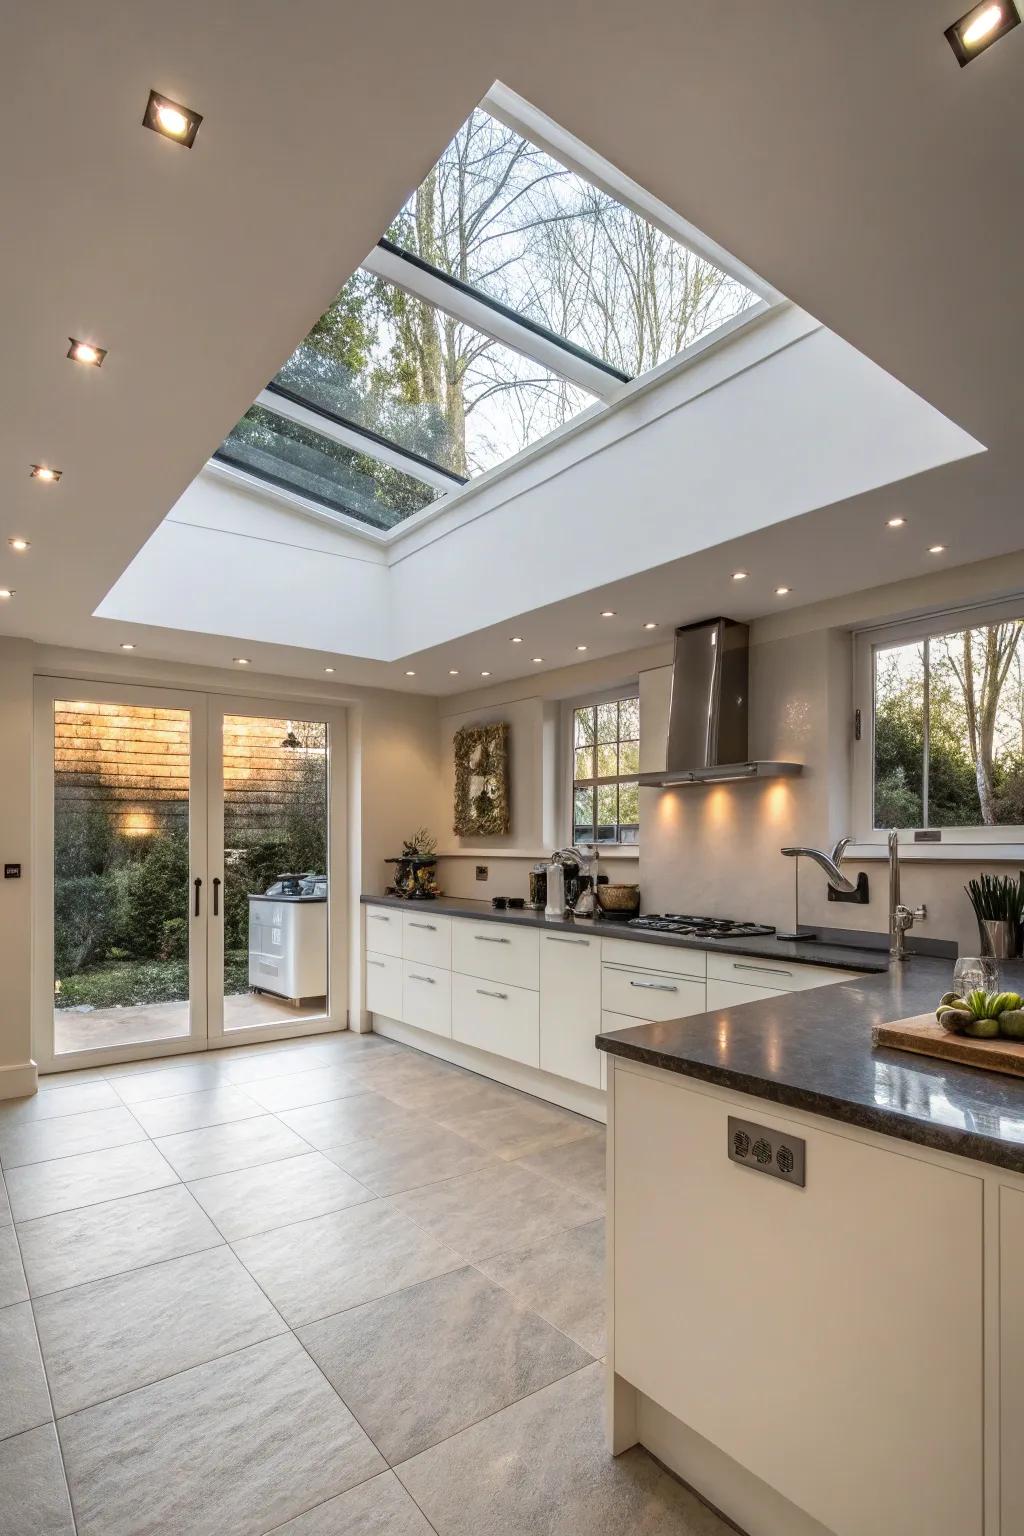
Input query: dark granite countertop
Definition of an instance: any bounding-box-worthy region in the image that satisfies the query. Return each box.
[597,957,1024,1174]
[359,893,889,973]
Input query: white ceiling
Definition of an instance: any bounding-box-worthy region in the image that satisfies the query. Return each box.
[3,0,1023,694]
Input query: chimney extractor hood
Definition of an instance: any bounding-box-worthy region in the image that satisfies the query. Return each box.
[636,618,802,788]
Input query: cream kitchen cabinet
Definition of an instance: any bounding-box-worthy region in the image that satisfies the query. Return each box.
[452,920,540,990]
[452,970,539,1067]
[364,952,402,1019]
[705,952,863,993]
[539,931,602,1088]
[706,977,786,1008]
[402,911,451,969]
[602,961,706,1023]
[401,959,452,1038]
[364,905,403,957]
[1000,1184,1024,1534]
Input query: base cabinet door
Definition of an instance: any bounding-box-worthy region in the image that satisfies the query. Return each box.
[364,905,403,957]
[452,971,539,1066]
[539,932,602,1087]
[613,1067,984,1536]
[602,964,706,1022]
[1001,1185,1024,1534]
[365,953,402,1019]
[402,960,452,1038]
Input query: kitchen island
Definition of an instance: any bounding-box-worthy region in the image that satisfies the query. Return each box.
[597,959,1024,1536]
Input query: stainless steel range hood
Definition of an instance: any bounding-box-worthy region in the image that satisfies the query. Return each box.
[636,618,802,788]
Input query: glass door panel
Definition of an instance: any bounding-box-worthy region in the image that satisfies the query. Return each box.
[52,698,201,1057]
[219,713,329,1033]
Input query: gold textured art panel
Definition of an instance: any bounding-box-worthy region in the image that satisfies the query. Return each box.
[453,722,510,836]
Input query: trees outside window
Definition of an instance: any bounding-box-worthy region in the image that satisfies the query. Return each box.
[571,694,640,844]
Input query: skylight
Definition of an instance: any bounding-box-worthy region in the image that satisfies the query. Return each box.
[213,87,770,534]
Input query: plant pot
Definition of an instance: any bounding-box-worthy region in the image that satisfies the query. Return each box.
[980,919,1021,960]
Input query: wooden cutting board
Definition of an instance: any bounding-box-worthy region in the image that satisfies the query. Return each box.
[872,1013,1024,1077]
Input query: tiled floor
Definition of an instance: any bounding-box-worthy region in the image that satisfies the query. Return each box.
[0,1030,732,1536]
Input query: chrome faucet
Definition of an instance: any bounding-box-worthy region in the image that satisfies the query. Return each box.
[888,830,926,959]
[781,839,859,895]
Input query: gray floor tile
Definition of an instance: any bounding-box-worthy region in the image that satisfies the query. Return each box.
[17,1184,222,1297]
[0,1424,75,1536]
[5,1141,178,1222]
[127,1086,263,1137]
[276,1093,429,1150]
[476,1219,606,1357]
[154,1114,310,1180]
[244,1068,380,1114]
[234,1199,462,1327]
[323,1121,496,1196]
[187,1151,373,1241]
[0,1175,11,1227]
[59,1334,386,1536]
[300,1266,591,1465]
[515,1131,607,1200]
[0,1225,27,1306]
[220,1047,336,1084]
[378,1066,520,1119]
[35,1245,286,1416]
[0,1105,145,1170]
[439,1099,598,1161]
[389,1161,603,1263]
[0,1300,52,1441]
[0,1080,121,1122]
[270,1470,435,1534]
[395,1360,732,1535]
[111,1061,229,1103]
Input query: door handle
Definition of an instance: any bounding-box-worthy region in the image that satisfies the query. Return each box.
[475,935,511,944]
[193,876,203,916]
[476,987,508,1000]
[408,973,436,984]
[733,962,791,978]
[409,922,437,931]
[629,979,678,992]
[546,936,590,946]
[213,877,221,917]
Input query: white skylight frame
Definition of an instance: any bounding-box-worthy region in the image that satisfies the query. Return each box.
[211,83,783,544]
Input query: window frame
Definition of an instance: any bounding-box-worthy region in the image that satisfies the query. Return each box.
[563,683,641,849]
[852,595,1024,845]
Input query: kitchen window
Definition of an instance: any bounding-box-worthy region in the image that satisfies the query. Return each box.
[569,690,640,845]
[853,599,1024,844]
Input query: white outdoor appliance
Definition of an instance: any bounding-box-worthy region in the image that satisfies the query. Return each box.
[247,873,327,1004]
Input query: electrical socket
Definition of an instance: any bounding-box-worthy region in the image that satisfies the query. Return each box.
[475,865,488,881]
[727,1116,805,1187]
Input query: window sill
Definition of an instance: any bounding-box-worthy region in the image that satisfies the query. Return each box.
[846,843,1024,863]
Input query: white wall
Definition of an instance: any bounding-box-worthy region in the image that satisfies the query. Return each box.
[0,640,35,1093]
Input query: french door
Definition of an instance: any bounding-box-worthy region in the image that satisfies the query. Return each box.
[34,679,347,1072]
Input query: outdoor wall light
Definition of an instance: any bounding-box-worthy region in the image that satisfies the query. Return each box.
[143,90,203,147]
[67,339,106,367]
[945,1,1019,64]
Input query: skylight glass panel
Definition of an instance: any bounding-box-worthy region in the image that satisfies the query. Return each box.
[215,405,440,530]
[273,272,597,480]
[387,108,758,377]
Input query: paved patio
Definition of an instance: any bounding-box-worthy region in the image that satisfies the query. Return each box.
[54,994,328,1056]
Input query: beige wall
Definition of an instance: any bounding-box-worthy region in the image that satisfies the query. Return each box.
[0,640,35,1091]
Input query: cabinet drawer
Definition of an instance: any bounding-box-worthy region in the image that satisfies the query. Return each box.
[539,931,602,1088]
[706,951,863,991]
[602,964,706,1022]
[365,952,402,1018]
[452,970,539,1067]
[601,937,706,979]
[402,960,452,1038]
[364,905,403,957]
[599,1009,650,1091]
[452,920,539,990]
[402,911,451,968]
[706,977,786,1009]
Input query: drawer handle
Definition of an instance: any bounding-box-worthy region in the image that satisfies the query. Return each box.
[629,979,678,992]
[408,973,436,984]
[733,962,792,978]
[409,922,437,931]
[369,914,391,921]
[474,935,511,944]
[546,936,590,946]
[476,987,508,1000]
[367,959,385,968]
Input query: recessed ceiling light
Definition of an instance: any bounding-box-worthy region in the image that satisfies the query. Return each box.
[448,669,460,676]
[0,589,14,600]
[731,571,748,582]
[532,656,544,663]
[929,544,947,554]
[405,670,416,677]
[775,586,791,596]
[601,610,616,618]
[323,666,335,674]
[886,517,906,528]
[67,339,106,367]
[576,644,588,652]
[643,621,658,630]
[8,538,29,552]
[30,464,62,483]
[234,657,250,665]
[510,636,523,644]
[143,89,203,147]
[120,642,135,650]
[481,670,491,677]
[945,1,1019,64]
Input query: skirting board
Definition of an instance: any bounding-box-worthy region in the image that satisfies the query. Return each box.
[635,1389,834,1536]
[371,1014,607,1123]
[0,1059,39,1102]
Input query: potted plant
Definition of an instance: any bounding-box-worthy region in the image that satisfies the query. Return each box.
[964,872,1024,959]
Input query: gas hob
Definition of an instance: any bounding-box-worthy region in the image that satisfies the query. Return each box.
[627,913,777,939]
